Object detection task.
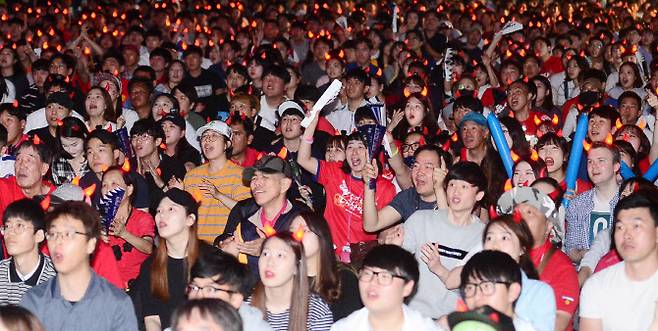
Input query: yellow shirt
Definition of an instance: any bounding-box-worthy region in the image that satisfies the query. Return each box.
[184,161,252,243]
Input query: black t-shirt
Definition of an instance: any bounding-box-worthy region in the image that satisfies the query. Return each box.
[131,255,187,330]
[387,188,437,222]
[182,69,223,120]
[175,140,202,168]
[131,154,188,213]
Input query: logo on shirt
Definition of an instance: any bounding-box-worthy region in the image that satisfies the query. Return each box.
[334,180,363,216]
[435,244,469,260]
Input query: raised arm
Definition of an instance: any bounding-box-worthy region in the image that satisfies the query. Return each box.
[297,113,320,176]
[363,159,404,232]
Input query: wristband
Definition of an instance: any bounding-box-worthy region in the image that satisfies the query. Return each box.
[302,136,314,144]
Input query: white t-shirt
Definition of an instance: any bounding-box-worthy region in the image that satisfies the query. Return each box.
[24,108,86,133]
[331,305,441,331]
[580,262,658,331]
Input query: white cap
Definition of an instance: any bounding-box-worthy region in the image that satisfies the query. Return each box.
[196,120,232,140]
[276,100,305,118]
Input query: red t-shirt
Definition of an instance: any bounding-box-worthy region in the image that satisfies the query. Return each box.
[540,56,565,76]
[0,177,55,227]
[517,111,539,137]
[530,240,580,329]
[594,249,622,273]
[317,161,395,251]
[559,178,592,196]
[108,209,155,285]
[232,147,260,168]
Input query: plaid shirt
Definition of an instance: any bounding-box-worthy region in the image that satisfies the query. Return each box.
[51,157,90,186]
[565,188,619,253]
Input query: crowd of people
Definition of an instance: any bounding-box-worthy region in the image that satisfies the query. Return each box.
[0,0,656,330]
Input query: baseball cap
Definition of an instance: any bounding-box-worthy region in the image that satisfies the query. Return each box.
[196,120,232,140]
[495,186,563,241]
[242,155,292,185]
[50,183,85,206]
[159,113,186,130]
[277,100,305,119]
[459,111,487,129]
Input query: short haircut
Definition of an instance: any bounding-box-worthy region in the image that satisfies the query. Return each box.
[226,64,249,81]
[453,95,483,114]
[262,65,291,85]
[0,103,26,121]
[361,244,419,303]
[413,144,453,167]
[614,191,658,227]
[45,201,101,240]
[85,128,120,151]
[618,90,642,108]
[344,68,370,86]
[150,47,173,63]
[131,118,165,140]
[128,76,154,94]
[3,199,46,232]
[294,85,320,102]
[134,65,156,82]
[354,105,377,125]
[191,246,254,298]
[172,82,199,103]
[589,105,620,125]
[182,45,204,58]
[445,161,487,195]
[18,140,53,165]
[588,141,621,165]
[32,58,50,72]
[228,113,254,135]
[171,299,242,331]
[50,53,75,70]
[0,305,44,331]
[460,250,522,302]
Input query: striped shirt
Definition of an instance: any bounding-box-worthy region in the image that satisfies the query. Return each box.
[184,161,252,243]
[264,294,333,331]
[0,254,56,305]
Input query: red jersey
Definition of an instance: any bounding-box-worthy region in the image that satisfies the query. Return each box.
[0,177,55,226]
[232,147,260,168]
[530,240,580,329]
[108,209,155,286]
[559,178,592,196]
[317,161,395,251]
[540,56,565,76]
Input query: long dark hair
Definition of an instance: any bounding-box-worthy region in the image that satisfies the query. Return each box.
[86,86,117,122]
[251,232,309,331]
[393,92,438,140]
[150,193,200,302]
[298,211,342,302]
[483,216,540,279]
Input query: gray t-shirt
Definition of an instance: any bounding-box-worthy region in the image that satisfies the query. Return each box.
[388,188,437,221]
[402,209,484,319]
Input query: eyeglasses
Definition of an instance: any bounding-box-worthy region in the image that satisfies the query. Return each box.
[358,268,406,286]
[1,223,34,235]
[200,134,222,143]
[402,142,420,153]
[460,281,511,298]
[45,230,88,242]
[131,134,153,142]
[186,284,238,296]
